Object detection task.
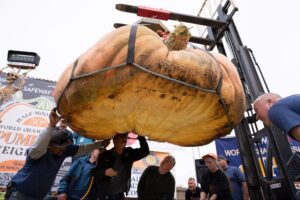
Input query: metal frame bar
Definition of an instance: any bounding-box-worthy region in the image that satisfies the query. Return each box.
[115,2,300,199]
[209,2,300,200]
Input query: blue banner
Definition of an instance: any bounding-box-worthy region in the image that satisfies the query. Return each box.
[215,136,300,176]
[215,137,242,168]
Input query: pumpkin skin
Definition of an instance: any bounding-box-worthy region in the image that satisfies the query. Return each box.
[53,25,246,146]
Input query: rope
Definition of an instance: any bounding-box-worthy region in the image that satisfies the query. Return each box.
[72,63,127,80]
[132,63,217,93]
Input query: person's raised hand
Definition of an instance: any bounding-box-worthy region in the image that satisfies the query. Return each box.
[57,193,67,200]
[49,108,61,127]
[105,168,117,177]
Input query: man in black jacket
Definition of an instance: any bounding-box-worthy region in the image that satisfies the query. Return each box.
[137,155,176,200]
[185,177,201,200]
[200,153,231,200]
[92,133,149,200]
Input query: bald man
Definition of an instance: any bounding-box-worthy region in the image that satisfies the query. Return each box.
[253,93,300,142]
[138,155,176,200]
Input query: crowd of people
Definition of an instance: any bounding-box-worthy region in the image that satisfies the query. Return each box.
[2,104,251,200]
[4,108,178,200]
[8,90,299,200]
[184,153,249,200]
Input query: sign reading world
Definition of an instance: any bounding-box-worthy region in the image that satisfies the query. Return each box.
[216,136,300,177]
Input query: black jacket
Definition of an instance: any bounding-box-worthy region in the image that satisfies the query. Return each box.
[200,169,232,200]
[92,136,149,200]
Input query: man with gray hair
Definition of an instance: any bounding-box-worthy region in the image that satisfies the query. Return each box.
[185,177,201,200]
[253,93,300,142]
[137,155,176,200]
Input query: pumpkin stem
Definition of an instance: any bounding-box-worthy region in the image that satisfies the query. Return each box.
[164,24,192,51]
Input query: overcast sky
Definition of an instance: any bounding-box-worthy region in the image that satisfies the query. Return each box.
[1,0,300,187]
[1,0,299,96]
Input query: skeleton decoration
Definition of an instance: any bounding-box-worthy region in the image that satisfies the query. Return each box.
[0,50,39,104]
[0,68,28,104]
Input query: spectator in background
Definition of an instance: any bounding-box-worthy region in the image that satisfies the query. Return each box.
[217,155,249,200]
[200,153,231,200]
[185,177,201,200]
[57,141,109,200]
[92,133,149,200]
[5,108,106,200]
[73,132,94,145]
[253,93,300,142]
[137,155,176,200]
[72,132,95,162]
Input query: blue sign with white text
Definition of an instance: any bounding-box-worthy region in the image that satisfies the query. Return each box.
[215,136,300,176]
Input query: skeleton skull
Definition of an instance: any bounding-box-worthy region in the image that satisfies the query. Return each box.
[6,72,19,82]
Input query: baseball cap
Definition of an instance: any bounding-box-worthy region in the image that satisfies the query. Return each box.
[217,155,230,164]
[50,129,73,148]
[202,153,217,160]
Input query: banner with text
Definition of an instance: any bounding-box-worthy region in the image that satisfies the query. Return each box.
[0,73,56,187]
[215,136,300,176]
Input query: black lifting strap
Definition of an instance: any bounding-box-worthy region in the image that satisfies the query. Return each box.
[126,25,138,65]
[56,58,79,111]
[215,73,233,128]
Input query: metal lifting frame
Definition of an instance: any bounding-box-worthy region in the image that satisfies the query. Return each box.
[115,2,300,199]
[205,2,300,200]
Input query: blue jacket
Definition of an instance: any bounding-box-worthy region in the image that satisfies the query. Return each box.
[58,155,96,199]
[12,145,79,198]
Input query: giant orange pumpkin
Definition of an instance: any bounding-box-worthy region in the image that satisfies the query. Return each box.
[53,24,246,146]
